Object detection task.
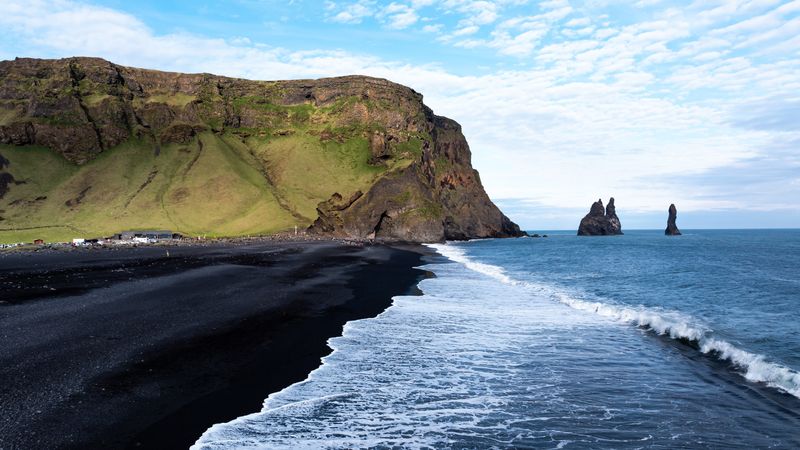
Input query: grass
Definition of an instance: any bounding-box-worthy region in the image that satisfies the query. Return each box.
[414,198,444,219]
[33,114,85,127]
[0,87,432,244]
[395,136,424,158]
[232,97,316,130]
[434,155,453,174]
[82,93,111,107]
[0,107,20,126]
[0,134,298,243]
[244,131,389,220]
[0,128,394,243]
[0,227,87,245]
[145,93,197,107]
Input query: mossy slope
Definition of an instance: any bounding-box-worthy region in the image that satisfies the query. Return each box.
[0,57,523,243]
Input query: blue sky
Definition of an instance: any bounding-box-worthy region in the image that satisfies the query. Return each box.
[2,0,799,229]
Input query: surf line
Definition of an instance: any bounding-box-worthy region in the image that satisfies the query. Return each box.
[427,243,800,400]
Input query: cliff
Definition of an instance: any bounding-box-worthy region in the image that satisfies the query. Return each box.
[0,57,523,243]
[577,197,623,236]
[665,204,681,235]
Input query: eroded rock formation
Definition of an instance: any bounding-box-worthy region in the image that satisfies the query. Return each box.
[577,197,623,236]
[665,203,681,235]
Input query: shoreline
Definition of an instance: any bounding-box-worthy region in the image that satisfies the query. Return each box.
[0,233,384,254]
[0,240,432,449]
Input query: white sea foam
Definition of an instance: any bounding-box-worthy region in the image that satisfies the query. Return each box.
[553,291,800,398]
[428,243,517,285]
[194,253,622,449]
[193,242,800,449]
[429,243,800,400]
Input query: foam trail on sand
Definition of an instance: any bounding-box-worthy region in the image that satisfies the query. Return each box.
[428,243,800,400]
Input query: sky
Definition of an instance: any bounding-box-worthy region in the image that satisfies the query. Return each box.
[1,0,799,229]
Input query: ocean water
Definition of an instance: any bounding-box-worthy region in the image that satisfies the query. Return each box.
[194,230,800,449]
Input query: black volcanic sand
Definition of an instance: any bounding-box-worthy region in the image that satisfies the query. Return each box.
[0,241,430,449]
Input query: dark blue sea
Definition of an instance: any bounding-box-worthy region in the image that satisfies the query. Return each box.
[195,230,800,449]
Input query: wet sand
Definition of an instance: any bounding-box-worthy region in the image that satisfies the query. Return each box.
[0,241,429,449]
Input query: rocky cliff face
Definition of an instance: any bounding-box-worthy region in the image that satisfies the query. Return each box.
[0,57,522,242]
[577,197,623,236]
[309,114,522,241]
[665,204,681,236]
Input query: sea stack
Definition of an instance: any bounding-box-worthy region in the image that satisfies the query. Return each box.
[665,204,681,235]
[577,197,623,236]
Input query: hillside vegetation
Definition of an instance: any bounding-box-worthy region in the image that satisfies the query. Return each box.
[0,57,522,243]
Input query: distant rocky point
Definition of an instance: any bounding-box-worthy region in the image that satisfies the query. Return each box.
[665,204,681,236]
[577,197,623,236]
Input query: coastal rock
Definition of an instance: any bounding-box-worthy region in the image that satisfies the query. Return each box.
[577,197,623,236]
[665,203,681,236]
[308,115,523,241]
[0,57,524,242]
[605,197,622,233]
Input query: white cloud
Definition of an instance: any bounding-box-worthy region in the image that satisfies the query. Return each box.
[565,17,591,27]
[329,0,375,24]
[380,3,419,29]
[492,27,550,55]
[1,0,798,224]
[635,0,663,7]
[594,27,617,39]
[446,5,573,57]
[441,0,500,25]
[452,25,480,35]
[422,23,443,32]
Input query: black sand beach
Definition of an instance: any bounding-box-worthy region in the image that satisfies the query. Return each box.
[0,241,429,449]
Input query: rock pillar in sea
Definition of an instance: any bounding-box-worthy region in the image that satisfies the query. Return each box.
[665,203,682,236]
[577,197,623,236]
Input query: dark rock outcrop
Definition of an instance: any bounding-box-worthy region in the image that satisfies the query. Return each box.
[665,203,681,235]
[309,115,524,241]
[577,197,623,236]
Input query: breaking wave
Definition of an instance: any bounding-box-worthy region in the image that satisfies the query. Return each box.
[428,243,800,400]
